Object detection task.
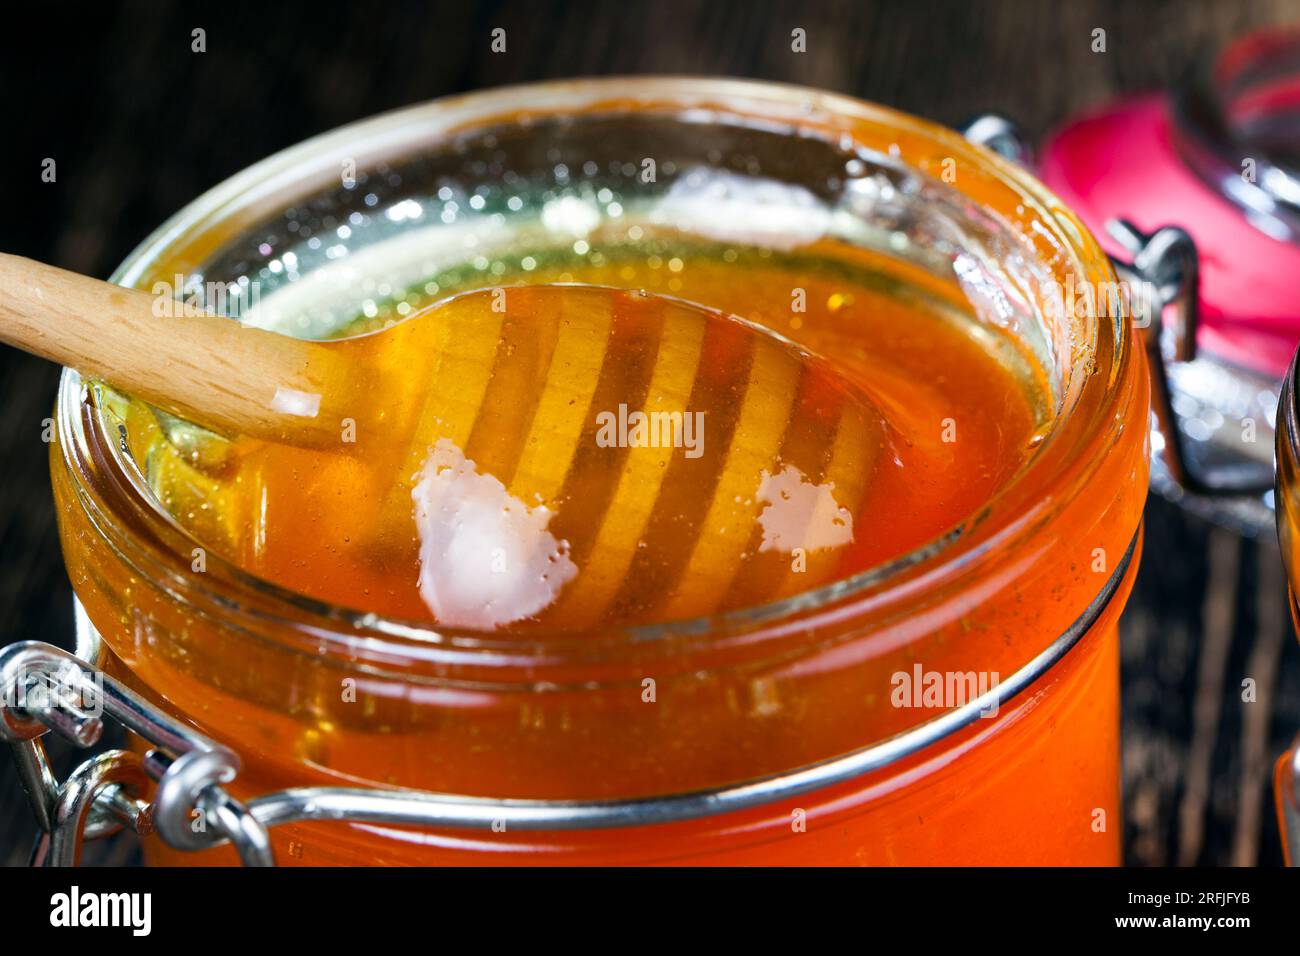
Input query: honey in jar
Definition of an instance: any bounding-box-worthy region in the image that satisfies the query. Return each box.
[50,78,1149,866]
[130,278,1040,633]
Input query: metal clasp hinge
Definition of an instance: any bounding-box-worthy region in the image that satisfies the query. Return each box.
[1102,219,1274,496]
[962,113,1274,504]
[1,641,273,866]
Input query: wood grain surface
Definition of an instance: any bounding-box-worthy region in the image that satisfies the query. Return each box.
[1,0,1298,866]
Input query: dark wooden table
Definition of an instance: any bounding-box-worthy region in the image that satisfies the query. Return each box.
[2,0,1298,866]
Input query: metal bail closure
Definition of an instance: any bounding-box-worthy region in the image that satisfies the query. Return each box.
[0,640,273,867]
[1108,219,1275,506]
[962,113,1276,535]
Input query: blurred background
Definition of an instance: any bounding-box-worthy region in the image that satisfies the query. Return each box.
[1,0,1298,865]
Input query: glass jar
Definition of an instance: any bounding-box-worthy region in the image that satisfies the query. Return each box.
[49,77,1149,865]
[1272,353,1300,863]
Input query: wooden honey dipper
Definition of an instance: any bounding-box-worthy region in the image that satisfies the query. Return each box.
[0,254,879,628]
[0,255,365,447]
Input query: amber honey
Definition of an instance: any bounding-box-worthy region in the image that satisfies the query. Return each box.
[125,248,1042,634]
[50,79,1149,866]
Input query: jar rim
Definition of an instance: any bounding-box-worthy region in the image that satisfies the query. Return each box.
[54,75,1136,670]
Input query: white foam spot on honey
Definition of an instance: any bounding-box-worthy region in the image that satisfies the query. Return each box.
[412,438,577,629]
[755,464,854,554]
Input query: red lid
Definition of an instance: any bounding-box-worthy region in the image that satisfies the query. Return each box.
[1040,93,1300,379]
